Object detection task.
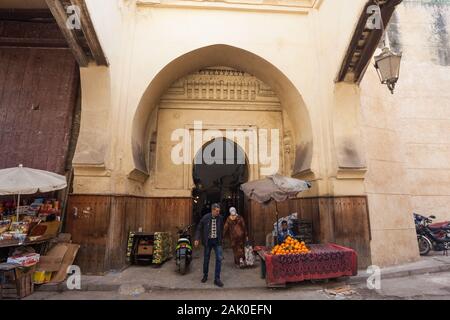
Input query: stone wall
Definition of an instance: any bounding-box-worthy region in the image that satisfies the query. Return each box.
[360,0,450,266]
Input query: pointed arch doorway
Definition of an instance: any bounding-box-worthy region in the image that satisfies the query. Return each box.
[192,137,249,224]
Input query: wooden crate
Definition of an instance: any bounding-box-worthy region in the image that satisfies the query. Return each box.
[0,265,35,299]
[16,266,35,299]
[17,267,35,299]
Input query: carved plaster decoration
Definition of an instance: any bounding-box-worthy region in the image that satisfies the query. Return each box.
[283,131,292,154]
[283,131,294,174]
[160,67,281,105]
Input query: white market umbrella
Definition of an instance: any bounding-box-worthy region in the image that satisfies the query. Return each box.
[0,164,67,221]
[240,174,311,204]
[240,174,311,244]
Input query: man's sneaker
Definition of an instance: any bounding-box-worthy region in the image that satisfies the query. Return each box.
[201,276,208,283]
[214,279,224,288]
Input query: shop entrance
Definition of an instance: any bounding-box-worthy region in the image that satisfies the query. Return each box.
[192,138,249,224]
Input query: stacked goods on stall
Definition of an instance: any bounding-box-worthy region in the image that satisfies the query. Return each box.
[152,232,172,265]
[126,231,136,263]
[1,221,31,242]
[0,197,62,243]
[33,199,61,222]
[0,220,11,234]
[292,219,313,244]
[0,201,15,218]
[0,219,60,242]
[270,236,310,255]
[0,198,61,222]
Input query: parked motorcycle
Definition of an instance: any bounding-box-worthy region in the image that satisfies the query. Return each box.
[414,213,450,256]
[175,224,194,274]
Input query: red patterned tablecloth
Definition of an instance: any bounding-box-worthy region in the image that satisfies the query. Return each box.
[264,243,357,286]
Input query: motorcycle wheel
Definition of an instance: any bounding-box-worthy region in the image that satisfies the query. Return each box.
[179,258,187,275]
[417,236,432,256]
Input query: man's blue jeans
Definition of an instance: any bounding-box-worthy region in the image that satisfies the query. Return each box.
[203,238,222,281]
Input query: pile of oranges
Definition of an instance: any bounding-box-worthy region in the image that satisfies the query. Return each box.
[271,236,310,255]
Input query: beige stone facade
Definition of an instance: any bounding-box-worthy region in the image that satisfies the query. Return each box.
[66,1,426,265]
[73,0,365,194]
[151,67,291,194]
[52,0,448,267]
[360,1,450,266]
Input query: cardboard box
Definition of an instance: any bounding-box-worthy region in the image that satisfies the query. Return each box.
[137,245,153,255]
[37,256,63,272]
[50,243,80,284]
[36,243,68,272]
[35,243,80,284]
[7,253,40,267]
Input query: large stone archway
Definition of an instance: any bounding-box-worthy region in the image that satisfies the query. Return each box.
[131,44,314,183]
[149,65,294,196]
[144,61,310,244]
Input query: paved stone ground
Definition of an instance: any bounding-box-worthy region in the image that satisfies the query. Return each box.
[26,271,450,300]
[26,249,450,300]
[38,248,267,292]
[349,251,450,283]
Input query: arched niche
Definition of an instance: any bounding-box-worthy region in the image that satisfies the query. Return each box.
[131,44,314,181]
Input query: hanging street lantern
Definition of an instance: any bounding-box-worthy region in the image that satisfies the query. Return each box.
[374,47,402,94]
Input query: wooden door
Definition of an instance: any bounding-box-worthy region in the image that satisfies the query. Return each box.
[0,47,79,173]
[65,195,111,274]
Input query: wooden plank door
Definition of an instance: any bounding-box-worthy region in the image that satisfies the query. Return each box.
[65,195,111,274]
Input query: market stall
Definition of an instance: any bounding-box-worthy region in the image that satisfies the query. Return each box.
[0,165,66,249]
[241,176,358,287]
[1,201,62,247]
[0,165,79,299]
[256,241,357,287]
[240,174,311,244]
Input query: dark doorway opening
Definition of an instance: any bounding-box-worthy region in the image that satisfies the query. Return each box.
[192,138,248,223]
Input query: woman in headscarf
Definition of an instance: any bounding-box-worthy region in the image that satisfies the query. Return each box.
[223,207,248,268]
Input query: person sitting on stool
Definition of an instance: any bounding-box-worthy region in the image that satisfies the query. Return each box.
[277,220,294,244]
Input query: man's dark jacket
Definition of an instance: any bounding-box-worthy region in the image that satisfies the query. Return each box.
[195,213,224,246]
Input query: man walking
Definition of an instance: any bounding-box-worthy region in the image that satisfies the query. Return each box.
[194,203,224,287]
